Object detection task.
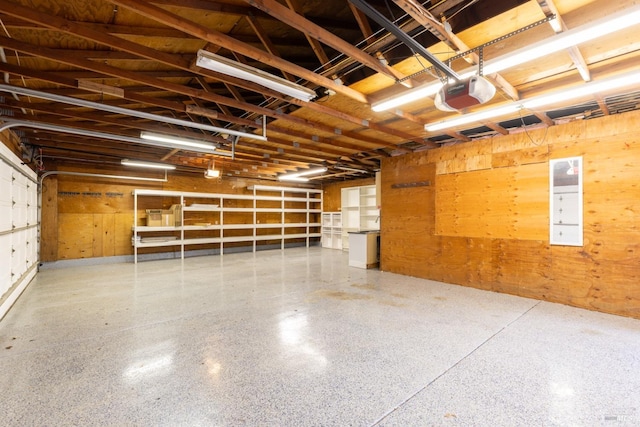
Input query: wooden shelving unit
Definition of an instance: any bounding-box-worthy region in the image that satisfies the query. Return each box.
[132,185,322,263]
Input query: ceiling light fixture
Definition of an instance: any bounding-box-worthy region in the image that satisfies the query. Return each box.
[372,4,640,113]
[0,119,230,156]
[204,168,221,179]
[196,50,317,103]
[425,70,640,132]
[121,159,176,170]
[140,131,219,151]
[482,5,640,76]
[0,84,265,141]
[204,160,220,179]
[278,166,327,182]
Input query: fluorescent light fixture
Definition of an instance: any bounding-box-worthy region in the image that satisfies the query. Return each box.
[121,159,176,170]
[278,166,327,181]
[279,176,310,182]
[196,50,317,102]
[483,5,640,75]
[372,82,442,112]
[204,168,220,179]
[372,5,640,112]
[0,83,263,140]
[425,70,640,132]
[140,131,217,151]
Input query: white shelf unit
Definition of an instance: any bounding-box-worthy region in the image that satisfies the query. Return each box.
[341,184,379,250]
[132,186,322,263]
[321,212,342,249]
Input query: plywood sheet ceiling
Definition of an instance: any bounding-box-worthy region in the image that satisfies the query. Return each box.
[0,0,638,182]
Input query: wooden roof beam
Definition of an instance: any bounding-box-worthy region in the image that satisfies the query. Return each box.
[535,0,590,81]
[244,15,298,81]
[348,2,376,45]
[594,95,610,116]
[284,0,331,71]
[0,35,396,151]
[392,0,519,101]
[111,0,369,103]
[242,0,408,85]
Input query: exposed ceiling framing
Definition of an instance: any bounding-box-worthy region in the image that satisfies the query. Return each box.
[0,0,638,182]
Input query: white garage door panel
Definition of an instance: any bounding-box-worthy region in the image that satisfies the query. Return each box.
[27,227,38,268]
[0,167,11,232]
[28,186,38,224]
[12,230,27,279]
[0,234,11,298]
[13,203,28,228]
[0,142,38,320]
[13,173,28,198]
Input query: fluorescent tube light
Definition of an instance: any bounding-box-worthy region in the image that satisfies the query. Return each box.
[425,103,522,131]
[372,82,442,112]
[295,167,328,177]
[121,159,176,170]
[278,176,310,182]
[521,71,640,109]
[372,72,476,112]
[425,70,640,132]
[278,166,327,181]
[483,5,640,75]
[140,131,217,151]
[372,5,640,112]
[196,50,317,102]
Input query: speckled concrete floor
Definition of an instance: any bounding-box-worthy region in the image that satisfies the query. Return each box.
[1,247,639,426]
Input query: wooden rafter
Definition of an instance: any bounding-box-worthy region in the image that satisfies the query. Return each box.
[242,0,409,84]
[348,2,376,45]
[391,0,519,101]
[0,6,407,150]
[109,0,369,103]
[284,0,331,71]
[535,0,591,81]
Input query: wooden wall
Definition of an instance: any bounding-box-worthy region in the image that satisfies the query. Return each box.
[40,166,317,261]
[379,110,640,319]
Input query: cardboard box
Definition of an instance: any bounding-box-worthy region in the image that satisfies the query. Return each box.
[146,209,174,227]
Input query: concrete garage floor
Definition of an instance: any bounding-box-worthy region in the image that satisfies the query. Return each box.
[1,247,639,426]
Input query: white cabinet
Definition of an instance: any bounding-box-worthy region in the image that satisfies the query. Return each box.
[321,212,342,249]
[348,231,380,269]
[132,185,322,263]
[341,185,379,250]
[550,157,583,246]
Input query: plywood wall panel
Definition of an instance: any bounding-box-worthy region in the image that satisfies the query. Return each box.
[40,176,58,262]
[586,262,640,317]
[58,213,94,259]
[509,163,549,241]
[492,145,549,168]
[546,119,586,143]
[436,164,547,240]
[92,215,104,258]
[465,237,493,290]
[492,131,549,153]
[584,111,640,138]
[114,213,133,256]
[492,239,552,299]
[381,110,640,319]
